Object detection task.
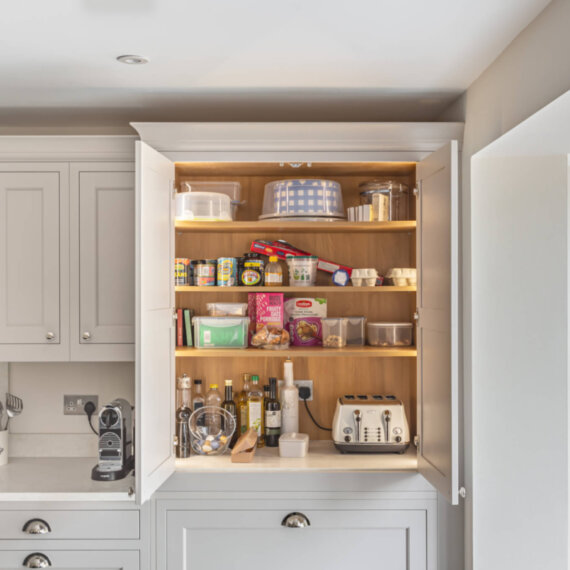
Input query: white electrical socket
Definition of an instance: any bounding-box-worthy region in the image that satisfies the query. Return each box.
[63,395,98,415]
[278,379,314,401]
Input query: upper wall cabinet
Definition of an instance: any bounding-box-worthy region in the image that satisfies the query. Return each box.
[0,164,70,362]
[0,135,135,362]
[70,164,135,361]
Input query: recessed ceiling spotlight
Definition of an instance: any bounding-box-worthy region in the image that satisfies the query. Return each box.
[116,55,149,65]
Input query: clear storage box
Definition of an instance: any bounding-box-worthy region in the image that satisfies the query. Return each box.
[321,317,348,348]
[192,317,249,348]
[359,179,410,221]
[346,317,366,346]
[206,303,248,317]
[260,179,345,220]
[175,191,232,221]
[367,322,413,347]
[181,181,242,220]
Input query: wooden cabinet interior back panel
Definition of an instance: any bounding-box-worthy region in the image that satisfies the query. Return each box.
[176,356,416,440]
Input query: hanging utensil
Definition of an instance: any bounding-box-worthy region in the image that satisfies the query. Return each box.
[5,393,23,429]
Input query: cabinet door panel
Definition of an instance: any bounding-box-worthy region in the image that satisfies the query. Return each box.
[78,171,135,344]
[0,172,60,344]
[165,509,426,570]
[0,550,138,569]
[416,141,459,505]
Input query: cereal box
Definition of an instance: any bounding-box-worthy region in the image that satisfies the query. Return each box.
[248,293,284,343]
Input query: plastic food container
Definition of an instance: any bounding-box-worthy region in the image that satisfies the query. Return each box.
[279,433,309,458]
[384,268,417,286]
[175,191,232,221]
[321,317,348,348]
[367,322,413,347]
[206,303,248,317]
[351,268,378,287]
[359,179,410,221]
[286,255,318,286]
[189,407,236,455]
[181,181,242,220]
[192,317,249,348]
[260,179,345,220]
[346,317,366,346]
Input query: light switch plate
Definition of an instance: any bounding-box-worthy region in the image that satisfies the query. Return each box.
[64,395,98,415]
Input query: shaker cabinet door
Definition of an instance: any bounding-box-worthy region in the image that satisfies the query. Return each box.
[0,166,69,359]
[70,165,135,361]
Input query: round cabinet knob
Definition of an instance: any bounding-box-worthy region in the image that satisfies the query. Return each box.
[23,553,52,568]
[281,512,311,528]
[45,332,55,341]
[22,519,51,535]
[82,331,91,340]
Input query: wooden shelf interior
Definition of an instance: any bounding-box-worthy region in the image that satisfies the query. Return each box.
[174,160,418,441]
[176,285,416,293]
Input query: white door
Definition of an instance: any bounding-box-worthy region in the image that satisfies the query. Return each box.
[0,550,138,569]
[70,164,135,360]
[135,142,175,503]
[416,141,460,505]
[164,509,427,570]
[0,168,66,350]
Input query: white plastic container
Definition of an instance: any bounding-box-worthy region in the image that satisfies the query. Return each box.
[367,322,413,347]
[175,191,232,221]
[261,179,345,220]
[286,255,318,286]
[279,433,309,458]
[384,268,417,286]
[321,317,348,348]
[181,181,242,220]
[351,268,378,287]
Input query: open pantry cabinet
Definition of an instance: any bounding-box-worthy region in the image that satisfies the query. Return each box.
[132,123,461,506]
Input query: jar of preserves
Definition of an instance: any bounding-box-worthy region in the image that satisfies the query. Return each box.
[240,253,265,286]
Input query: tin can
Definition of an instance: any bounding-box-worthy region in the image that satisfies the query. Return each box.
[217,257,238,287]
[194,259,217,287]
[174,258,190,286]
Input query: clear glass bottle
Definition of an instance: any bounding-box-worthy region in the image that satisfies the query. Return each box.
[264,255,283,286]
[221,379,238,448]
[175,374,192,458]
[205,383,222,432]
[247,375,265,447]
[264,377,281,447]
[237,373,251,436]
[192,379,205,427]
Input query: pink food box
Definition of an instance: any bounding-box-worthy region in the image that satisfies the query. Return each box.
[248,293,284,343]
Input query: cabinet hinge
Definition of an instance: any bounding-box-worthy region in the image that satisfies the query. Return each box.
[413,187,419,197]
[173,312,178,321]
[459,487,467,499]
[413,435,420,447]
[413,310,419,325]
[172,181,178,198]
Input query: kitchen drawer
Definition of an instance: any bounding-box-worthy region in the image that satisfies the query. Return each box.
[0,510,139,540]
[0,550,138,569]
[163,508,426,570]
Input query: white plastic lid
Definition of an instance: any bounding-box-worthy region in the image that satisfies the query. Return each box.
[279,433,309,443]
[367,322,413,328]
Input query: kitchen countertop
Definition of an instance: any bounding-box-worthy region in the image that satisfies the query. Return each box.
[175,440,418,473]
[0,457,135,501]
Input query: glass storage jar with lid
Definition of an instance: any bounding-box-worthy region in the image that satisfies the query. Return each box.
[359,179,410,221]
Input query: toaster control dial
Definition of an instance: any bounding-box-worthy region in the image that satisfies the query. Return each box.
[395,436,402,443]
[344,435,351,443]
[393,427,402,435]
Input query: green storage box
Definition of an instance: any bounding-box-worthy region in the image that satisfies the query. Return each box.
[192,317,249,348]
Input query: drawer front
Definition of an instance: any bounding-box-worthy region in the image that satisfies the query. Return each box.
[0,510,139,540]
[164,509,426,570]
[0,550,138,569]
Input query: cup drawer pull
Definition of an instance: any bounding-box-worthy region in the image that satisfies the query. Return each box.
[281,512,310,528]
[22,519,51,535]
[23,553,51,567]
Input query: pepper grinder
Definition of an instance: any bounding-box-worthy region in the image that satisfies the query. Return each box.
[175,374,192,458]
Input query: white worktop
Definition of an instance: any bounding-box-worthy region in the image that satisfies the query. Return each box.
[0,457,135,501]
[175,440,418,473]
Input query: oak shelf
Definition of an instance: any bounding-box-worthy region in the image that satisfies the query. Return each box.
[175,220,416,233]
[175,285,416,293]
[175,346,417,358]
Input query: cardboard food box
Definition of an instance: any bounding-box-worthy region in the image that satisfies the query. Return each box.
[284,297,327,346]
[248,293,284,343]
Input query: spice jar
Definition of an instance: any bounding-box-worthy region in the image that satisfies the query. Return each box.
[194,259,217,286]
[240,253,265,286]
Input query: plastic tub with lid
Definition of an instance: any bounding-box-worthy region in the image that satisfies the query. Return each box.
[261,179,345,220]
[286,255,318,286]
[367,322,413,347]
[175,191,232,221]
[321,317,348,348]
[181,181,242,220]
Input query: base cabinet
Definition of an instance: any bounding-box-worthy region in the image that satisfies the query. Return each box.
[0,550,138,569]
[157,501,430,570]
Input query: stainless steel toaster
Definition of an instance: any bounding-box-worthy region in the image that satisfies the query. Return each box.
[332,394,410,453]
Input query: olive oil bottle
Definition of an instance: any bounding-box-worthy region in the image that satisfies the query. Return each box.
[247,375,265,448]
[236,373,251,436]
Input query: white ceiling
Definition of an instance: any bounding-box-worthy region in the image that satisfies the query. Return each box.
[0,0,550,130]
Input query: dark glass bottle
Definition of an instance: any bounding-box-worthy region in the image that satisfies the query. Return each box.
[175,374,192,458]
[264,377,281,447]
[221,379,239,448]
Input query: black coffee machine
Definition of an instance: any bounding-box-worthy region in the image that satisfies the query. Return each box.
[92,398,134,481]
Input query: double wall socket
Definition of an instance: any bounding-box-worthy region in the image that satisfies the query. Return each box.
[277,379,313,401]
[63,395,98,415]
